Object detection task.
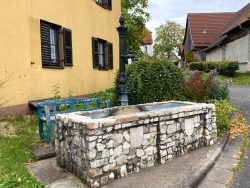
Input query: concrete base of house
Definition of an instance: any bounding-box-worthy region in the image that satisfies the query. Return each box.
[238,62,249,73]
[0,103,31,117]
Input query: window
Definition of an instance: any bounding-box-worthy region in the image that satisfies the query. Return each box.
[145,46,148,55]
[92,37,113,70]
[50,27,59,64]
[96,0,112,10]
[40,20,73,68]
[98,41,105,67]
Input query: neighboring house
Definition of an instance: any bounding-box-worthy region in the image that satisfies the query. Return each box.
[205,3,250,72]
[168,52,181,66]
[181,12,235,62]
[140,29,153,57]
[0,0,120,116]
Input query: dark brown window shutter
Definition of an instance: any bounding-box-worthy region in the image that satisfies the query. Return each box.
[104,43,109,69]
[108,43,113,69]
[40,21,51,66]
[92,37,99,68]
[107,0,112,10]
[63,28,73,66]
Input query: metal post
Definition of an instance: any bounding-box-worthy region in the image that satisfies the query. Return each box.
[116,16,129,106]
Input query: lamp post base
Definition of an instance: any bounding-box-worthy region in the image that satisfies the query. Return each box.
[118,85,129,106]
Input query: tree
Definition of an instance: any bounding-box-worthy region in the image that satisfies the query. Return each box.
[154,21,185,58]
[121,0,150,56]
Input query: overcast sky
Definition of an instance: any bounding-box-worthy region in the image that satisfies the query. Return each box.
[146,0,250,39]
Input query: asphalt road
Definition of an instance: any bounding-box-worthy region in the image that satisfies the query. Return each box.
[229,85,250,188]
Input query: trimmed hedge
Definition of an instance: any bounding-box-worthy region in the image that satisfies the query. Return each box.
[189,61,239,77]
[116,59,184,105]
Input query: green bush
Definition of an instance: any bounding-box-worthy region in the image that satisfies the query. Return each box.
[189,61,239,76]
[209,100,235,136]
[209,77,229,100]
[116,59,184,105]
[188,62,205,71]
[90,88,116,107]
[181,70,229,102]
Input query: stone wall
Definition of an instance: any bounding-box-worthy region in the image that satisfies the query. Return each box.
[55,102,216,188]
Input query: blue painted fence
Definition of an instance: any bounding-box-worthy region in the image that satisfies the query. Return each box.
[37,98,111,143]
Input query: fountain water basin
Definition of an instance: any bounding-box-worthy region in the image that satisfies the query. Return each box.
[55,101,217,187]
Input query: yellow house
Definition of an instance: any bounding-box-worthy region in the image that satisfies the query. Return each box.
[0,0,121,116]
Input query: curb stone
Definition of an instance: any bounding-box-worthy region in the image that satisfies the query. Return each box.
[188,131,230,188]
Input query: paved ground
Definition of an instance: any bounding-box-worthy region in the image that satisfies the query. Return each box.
[198,85,250,188]
[229,85,250,188]
[27,158,86,188]
[198,136,242,188]
[28,140,225,188]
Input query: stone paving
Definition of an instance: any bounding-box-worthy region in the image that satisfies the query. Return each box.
[198,136,243,188]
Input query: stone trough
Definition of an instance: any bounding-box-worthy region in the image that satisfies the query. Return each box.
[55,101,217,187]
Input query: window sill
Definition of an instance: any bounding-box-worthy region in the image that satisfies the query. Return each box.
[96,3,112,10]
[93,67,110,71]
[42,65,64,69]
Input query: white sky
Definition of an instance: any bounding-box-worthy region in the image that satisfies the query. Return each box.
[146,0,250,39]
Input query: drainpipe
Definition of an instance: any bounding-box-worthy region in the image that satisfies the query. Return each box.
[239,19,250,70]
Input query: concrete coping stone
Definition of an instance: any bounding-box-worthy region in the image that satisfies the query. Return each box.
[55,101,215,130]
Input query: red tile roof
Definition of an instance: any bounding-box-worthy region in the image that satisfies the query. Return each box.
[204,3,250,51]
[220,3,250,35]
[188,12,235,47]
[141,29,153,45]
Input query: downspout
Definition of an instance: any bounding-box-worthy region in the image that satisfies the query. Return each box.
[239,19,250,70]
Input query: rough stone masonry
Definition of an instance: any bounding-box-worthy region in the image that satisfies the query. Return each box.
[55,101,217,188]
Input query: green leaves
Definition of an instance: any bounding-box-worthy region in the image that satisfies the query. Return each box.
[154,21,185,58]
[210,100,235,136]
[116,59,184,105]
[122,0,150,56]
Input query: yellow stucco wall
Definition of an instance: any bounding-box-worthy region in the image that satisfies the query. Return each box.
[0,0,121,107]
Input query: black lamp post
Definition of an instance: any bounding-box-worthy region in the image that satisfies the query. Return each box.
[117,16,129,106]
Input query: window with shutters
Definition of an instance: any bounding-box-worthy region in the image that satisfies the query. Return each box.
[92,37,113,70]
[40,20,73,68]
[95,0,112,10]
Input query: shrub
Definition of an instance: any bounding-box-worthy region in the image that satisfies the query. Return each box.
[209,100,235,136]
[184,51,194,62]
[209,77,229,100]
[90,88,116,107]
[115,59,184,105]
[188,61,205,71]
[182,70,213,102]
[189,61,239,76]
[181,70,229,102]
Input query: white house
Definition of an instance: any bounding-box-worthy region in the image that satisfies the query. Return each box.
[140,29,153,57]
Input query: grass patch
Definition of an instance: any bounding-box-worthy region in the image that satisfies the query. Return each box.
[0,115,44,188]
[219,72,250,85]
